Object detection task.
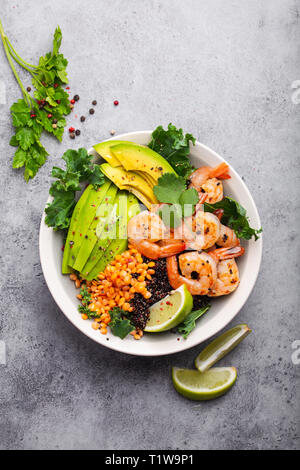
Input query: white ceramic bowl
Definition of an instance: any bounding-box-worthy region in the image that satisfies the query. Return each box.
[39,131,262,356]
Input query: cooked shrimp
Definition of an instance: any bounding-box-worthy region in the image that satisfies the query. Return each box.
[174,210,221,250]
[217,224,240,247]
[208,258,240,297]
[189,162,230,204]
[128,211,185,259]
[167,252,217,295]
[166,245,244,296]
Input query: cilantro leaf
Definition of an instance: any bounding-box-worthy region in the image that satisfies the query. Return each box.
[148,123,195,178]
[153,173,199,227]
[177,306,210,339]
[3,24,70,180]
[109,307,135,339]
[204,197,262,241]
[153,173,186,204]
[45,183,76,231]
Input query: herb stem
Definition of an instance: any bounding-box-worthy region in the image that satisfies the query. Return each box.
[0,19,32,107]
[4,35,37,70]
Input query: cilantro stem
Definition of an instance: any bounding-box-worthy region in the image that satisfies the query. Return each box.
[0,18,32,108]
[4,35,37,70]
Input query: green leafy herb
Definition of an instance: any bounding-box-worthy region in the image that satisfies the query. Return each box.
[78,304,98,319]
[45,148,105,231]
[109,307,135,339]
[148,123,195,178]
[153,173,199,227]
[204,197,262,241]
[0,21,70,180]
[178,306,210,339]
[80,286,92,305]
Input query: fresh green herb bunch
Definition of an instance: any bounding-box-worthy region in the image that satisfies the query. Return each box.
[0,20,71,181]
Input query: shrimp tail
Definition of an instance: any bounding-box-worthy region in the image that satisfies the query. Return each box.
[159,241,186,258]
[213,209,224,221]
[211,245,245,261]
[210,162,230,179]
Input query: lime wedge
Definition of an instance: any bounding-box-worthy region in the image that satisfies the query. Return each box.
[172,367,237,400]
[195,324,251,373]
[144,284,193,333]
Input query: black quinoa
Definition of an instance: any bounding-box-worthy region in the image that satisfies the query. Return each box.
[129,257,210,330]
[129,257,172,330]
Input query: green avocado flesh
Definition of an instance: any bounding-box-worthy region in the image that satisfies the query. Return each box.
[66,180,112,269]
[71,184,118,272]
[110,142,176,181]
[62,184,93,274]
[81,192,140,280]
[93,140,134,167]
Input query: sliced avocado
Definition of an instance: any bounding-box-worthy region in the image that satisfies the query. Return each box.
[62,184,93,274]
[110,143,176,181]
[80,191,128,278]
[135,170,157,188]
[100,163,158,204]
[67,180,112,268]
[84,193,140,280]
[71,184,118,272]
[93,140,134,167]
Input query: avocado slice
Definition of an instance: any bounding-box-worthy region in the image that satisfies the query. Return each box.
[83,193,140,280]
[110,143,176,181]
[71,184,118,272]
[80,191,128,278]
[93,140,134,167]
[100,163,158,205]
[67,180,112,268]
[62,184,94,274]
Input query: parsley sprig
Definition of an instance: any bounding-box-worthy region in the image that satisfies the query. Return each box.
[0,20,70,180]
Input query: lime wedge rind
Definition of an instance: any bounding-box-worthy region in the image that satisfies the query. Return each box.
[172,367,237,401]
[195,324,251,373]
[144,284,193,333]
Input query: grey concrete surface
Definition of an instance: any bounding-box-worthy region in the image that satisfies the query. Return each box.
[0,0,299,451]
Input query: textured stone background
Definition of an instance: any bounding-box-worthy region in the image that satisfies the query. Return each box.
[0,0,299,450]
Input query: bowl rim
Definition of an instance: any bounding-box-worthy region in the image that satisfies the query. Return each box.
[39,130,262,356]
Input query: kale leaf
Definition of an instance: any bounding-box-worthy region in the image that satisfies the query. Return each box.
[204,197,262,241]
[148,123,195,178]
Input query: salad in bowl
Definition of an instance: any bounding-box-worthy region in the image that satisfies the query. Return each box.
[40,124,262,356]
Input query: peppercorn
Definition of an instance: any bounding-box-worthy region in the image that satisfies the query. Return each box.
[53,83,59,89]
[89,108,95,114]
[75,129,81,136]
[52,123,57,129]
[70,99,75,104]
[69,127,75,133]
[30,114,36,118]
[74,95,80,101]
[80,116,86,122]
[47,113,52,118]
[70,104,74,109]
[27,86,31,92]
[70,132,75,139]
[52,118,57,124]
[56,100,61,104]
[114,100,119,106]
[92,100,97,105]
